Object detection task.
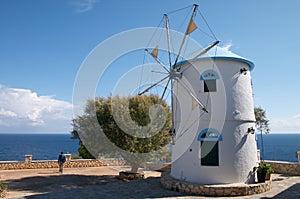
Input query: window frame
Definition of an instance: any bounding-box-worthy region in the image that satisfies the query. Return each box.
[200,70,219,93]
[197,128,222,167]
[200,140,219,166]
[204,79,217,92]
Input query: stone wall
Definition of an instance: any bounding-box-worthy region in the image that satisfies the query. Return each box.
[264,160,300,176]
[0,155,126,170]
[257,150,300,176]
[161,171,272,196]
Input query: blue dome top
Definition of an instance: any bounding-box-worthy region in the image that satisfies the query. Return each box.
[175,46,255,71]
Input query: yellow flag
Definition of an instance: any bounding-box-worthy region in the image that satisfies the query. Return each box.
[192,97,198,110]
[151,45,159,58]
[186,19,197,35]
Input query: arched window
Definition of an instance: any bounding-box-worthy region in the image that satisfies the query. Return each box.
[198,128,222,166]
[200,70,219,92]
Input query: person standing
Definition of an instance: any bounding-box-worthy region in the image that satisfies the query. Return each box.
[57,152,66,174]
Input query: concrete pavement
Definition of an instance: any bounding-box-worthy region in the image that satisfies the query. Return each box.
[1,166,300,199]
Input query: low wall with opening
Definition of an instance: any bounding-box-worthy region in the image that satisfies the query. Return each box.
[0,155,126,170]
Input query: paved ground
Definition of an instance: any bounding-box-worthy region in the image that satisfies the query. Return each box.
[1,166,300,199]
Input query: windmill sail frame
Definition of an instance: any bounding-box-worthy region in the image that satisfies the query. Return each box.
[138,4,220,144]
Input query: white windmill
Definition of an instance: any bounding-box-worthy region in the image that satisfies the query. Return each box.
[138,4,258,184]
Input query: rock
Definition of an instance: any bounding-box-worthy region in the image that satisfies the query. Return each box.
[119,171,145,181]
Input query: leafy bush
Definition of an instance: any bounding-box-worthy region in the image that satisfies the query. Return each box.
[0,182,7,198]
[253,163,274,174]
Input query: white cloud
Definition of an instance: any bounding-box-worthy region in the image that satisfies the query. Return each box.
[0,85,73,133]
[0,108,17,118]
[72,0,97,13]
[271,115,300,133]
[220,41,233,51]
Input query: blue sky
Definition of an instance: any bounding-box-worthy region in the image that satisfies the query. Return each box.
[0,0,300,133]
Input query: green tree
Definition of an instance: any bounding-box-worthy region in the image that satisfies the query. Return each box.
[72,94,172,172]
[254,107,270,134]
[77,144,94,159]
[254,106,270,161]
[71,98,115,159]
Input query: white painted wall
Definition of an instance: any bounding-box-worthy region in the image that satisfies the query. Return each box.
[171,58,257,184]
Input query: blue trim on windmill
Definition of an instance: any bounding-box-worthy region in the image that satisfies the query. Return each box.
[197,128,223,141]
[174,46,255,71]
[200,70,220,80]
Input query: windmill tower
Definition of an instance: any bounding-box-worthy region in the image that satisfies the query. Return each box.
[139,4,258,184]
[170,47,257,184]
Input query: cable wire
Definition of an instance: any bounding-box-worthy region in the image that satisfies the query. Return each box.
[197,7,218,40]
[167,5,194,15]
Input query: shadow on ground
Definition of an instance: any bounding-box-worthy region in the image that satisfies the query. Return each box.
[5,174,190,199]
[262,183,300,199]
[5,174,118,194]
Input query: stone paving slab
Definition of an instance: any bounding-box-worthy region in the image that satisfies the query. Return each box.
[1,167,300,199]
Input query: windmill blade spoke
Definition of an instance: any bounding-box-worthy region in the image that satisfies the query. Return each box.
[191,40,220,60]
[160,78,171,101]
[138,75,170,95]
[164,14,172,68]
[145,49,169,73]
[174,40,220,71]
[189,92,208,113]
[178,81,208,113]
[151,70,169,75]
[174,4,198,66]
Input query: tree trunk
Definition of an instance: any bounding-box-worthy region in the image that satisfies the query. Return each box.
[131,164,139,173]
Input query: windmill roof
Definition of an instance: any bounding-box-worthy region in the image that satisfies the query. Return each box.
[176,46,255,71]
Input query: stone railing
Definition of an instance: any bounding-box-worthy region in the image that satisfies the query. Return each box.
[0,155,126,170]
[257,150,300,176]
[264,160,300,176]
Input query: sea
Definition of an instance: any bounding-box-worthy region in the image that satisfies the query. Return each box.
[256,133,300,162]
[0,133,299,162]
[0,134,79,161]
